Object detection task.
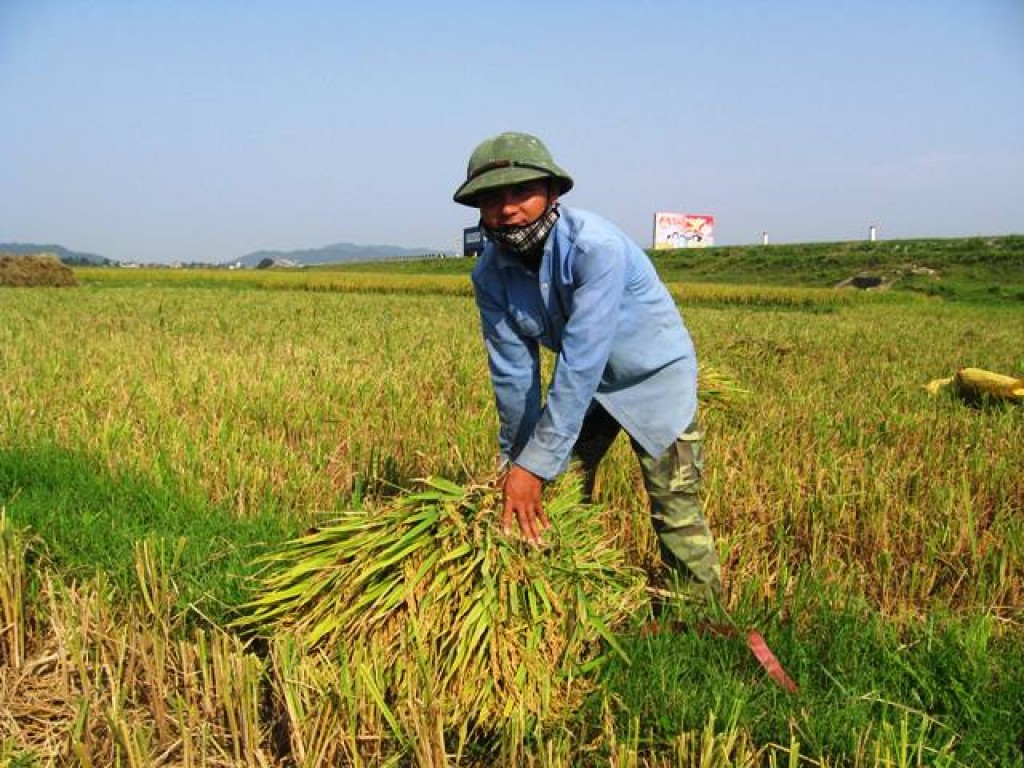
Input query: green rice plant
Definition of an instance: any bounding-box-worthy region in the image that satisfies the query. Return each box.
[237,475,648,731]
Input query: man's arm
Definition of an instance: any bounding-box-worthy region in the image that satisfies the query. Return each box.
[472,267,542,468]
[512,239,626,479]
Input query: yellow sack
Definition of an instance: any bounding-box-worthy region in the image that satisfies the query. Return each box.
[925,367,1024,404]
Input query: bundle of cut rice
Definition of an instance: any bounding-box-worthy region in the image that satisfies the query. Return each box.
[237,476,646,727]
[924,367,1024,404]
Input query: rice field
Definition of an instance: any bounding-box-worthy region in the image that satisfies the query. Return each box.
[1,269,1022,765]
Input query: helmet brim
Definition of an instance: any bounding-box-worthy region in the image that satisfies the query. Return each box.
[453,166,573,207]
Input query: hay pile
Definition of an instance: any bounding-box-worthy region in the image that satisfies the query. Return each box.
[237,477,647,727]
[0,254,77,287]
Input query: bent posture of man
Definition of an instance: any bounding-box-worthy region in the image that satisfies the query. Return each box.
[454,131,722,602]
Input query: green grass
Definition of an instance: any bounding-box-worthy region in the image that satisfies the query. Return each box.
[0,442,300,621]
[650,235,1024,299]
[598,588,1024,766]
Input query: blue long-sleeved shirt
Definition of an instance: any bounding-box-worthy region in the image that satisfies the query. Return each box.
[471,206,698,480]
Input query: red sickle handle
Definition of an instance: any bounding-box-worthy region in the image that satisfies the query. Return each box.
[747,630,799,693]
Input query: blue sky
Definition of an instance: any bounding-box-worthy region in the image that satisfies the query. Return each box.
[2,1,1022,264]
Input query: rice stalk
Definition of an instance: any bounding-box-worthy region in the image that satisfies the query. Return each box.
[0,508,29,669]
[237,475,647,730]
[698,361,750,409]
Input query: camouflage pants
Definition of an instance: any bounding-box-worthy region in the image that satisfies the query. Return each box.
[572,402,722,599]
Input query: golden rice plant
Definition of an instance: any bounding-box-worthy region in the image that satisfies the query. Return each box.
[0,508,29,669]
[698,361,750,409]
[237,476,647,729]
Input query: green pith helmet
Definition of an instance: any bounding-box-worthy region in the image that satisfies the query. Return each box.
[453,131,574,207]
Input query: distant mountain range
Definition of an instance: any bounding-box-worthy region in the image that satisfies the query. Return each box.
[0,242,113,265]
[1,241,442,268]
[231,242,441,268]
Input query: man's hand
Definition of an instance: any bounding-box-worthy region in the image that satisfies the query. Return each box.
[501,465,550,545]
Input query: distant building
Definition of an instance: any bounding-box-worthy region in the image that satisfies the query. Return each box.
[463,226,486,257]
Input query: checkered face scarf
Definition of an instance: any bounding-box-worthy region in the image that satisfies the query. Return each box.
[483,204,560,258]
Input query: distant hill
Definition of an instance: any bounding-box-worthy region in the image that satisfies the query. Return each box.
[0,241,442,268]
[233,242,441,268]
[0,242,113,266]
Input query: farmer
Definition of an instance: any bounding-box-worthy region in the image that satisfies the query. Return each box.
[454,131,722,602]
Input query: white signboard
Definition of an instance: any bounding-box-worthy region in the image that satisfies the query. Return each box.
[653,213,715,249]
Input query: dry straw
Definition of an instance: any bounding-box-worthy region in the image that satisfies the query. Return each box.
[0,254,77,287]
[237,476,648,729]
[0,508,28,669]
